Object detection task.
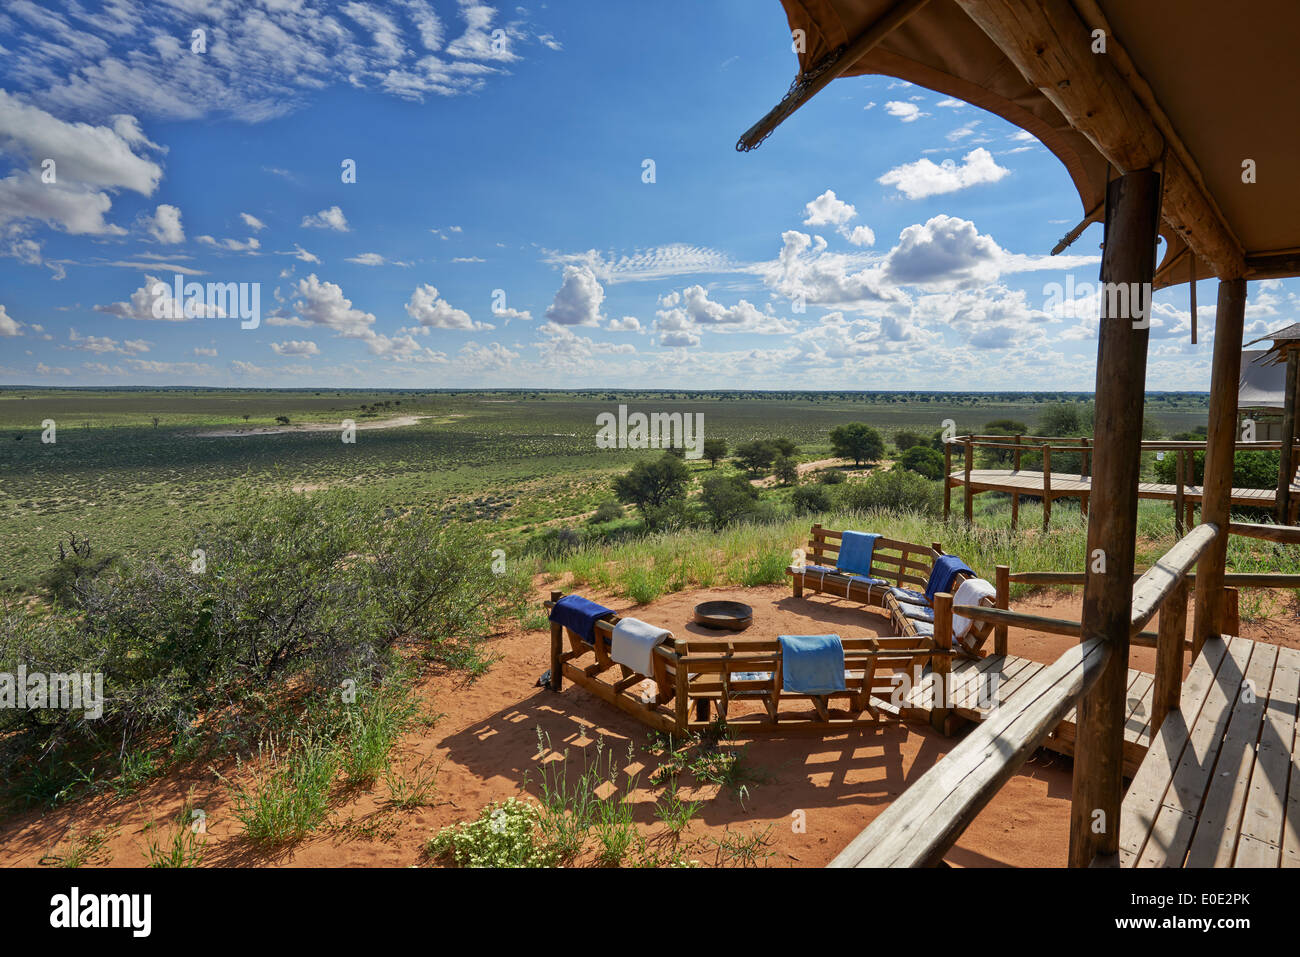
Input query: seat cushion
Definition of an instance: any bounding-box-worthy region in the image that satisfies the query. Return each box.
[908,621,936,638]
[889,586,928,606]
[902,605,935,623]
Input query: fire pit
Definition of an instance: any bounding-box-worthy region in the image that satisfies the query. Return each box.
[692,600,754,631]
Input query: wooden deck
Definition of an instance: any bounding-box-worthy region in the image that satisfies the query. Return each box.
[951,469,1290,509]
[1120,634,1300,867]
[905,653,1154,777]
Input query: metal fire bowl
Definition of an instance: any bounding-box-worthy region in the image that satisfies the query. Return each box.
[693,600,754,631]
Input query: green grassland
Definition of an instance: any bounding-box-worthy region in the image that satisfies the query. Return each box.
[0,387,1211,592]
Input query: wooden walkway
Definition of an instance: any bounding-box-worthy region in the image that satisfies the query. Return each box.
[1120,634,1300,867]
[905,653,1155,777]
[951,469,1289,510]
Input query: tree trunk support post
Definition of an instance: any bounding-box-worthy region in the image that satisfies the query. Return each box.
[1041,444,1053,532]
[1069,168,1161,869]
[1277,349,1298,523]
[963,439,974,524]
[1151,577,1188,736]
[994,564,1010,657]
[1192,279,1247,658]
[931,592,953,732]
[548,590,564,692]
[943,441,953,522]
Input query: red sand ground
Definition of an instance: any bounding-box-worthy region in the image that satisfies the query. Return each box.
[2,584,1296,869]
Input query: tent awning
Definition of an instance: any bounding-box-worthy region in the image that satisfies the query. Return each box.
[759,0,1300,288]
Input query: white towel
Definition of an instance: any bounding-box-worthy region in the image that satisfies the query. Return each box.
[611,616,673,676]
[951,577,997,639]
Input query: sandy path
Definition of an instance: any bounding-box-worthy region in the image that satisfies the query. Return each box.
[195,414,429,438]
[3,584,1294,869]
[751,457,893,488]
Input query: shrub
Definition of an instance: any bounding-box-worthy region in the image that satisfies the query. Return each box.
[893,430,924,452]
[0,489,524,808]
[837,469,942,515]
[38,533,118,607]
[1151,448,1281,489]
[733,440,777,474]
[817,468,846,485]
[699,475,760,529]
[792,485,834,516]
[428,798,556,868]
[588,501,625,524]
[899,445,945,480]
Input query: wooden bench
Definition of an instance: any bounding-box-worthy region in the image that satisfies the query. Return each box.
[544,590,946,734]
[786,524,997,656]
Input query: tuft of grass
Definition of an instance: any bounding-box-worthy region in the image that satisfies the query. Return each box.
[383,755,441,809]
[144,800,207,868]
[225,733,340,846]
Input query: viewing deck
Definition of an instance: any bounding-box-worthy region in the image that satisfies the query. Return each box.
[1120,635,1300,868]
[949,468,1290,511]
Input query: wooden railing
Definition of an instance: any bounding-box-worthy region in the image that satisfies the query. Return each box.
[829,524,1219,868]
[942,435,1293,530]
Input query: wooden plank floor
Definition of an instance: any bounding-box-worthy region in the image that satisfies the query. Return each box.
[949,469,1290,508]
[1119,635,1300,867]
[905,653,1154,776]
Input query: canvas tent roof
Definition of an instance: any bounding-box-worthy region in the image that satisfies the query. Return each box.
[1239,350,1287,409]
[757,0,1300,289]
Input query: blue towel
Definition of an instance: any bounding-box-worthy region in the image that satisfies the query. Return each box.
[779,634,846,695]
[925,554,974,604]
[836,531,879,577]
[549,594,616,646]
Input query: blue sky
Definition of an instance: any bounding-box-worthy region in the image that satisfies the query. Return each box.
[0,0,1295,390]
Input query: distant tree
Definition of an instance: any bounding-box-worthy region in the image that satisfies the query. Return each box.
[734,440,777,474]
[242,414,251,421]
[768,437,799,458]
[612,452,691,516]
[152,416,160,428]
[773,454,799,486]
[702,438,728,467]
[829,423,884,466]
[899,445,945,480]
[699,474,760,529]
[894,430,924,452]
[275,415,290,426]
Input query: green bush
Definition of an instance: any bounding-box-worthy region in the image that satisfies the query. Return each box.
[0,489,524,808]
[428,797,556,868]
[837,470,942,516]
[1151,449,1280,488]
[588,501,625,524]
[700,475,761,530]
[791,485,834,516]
[898,445,945,480]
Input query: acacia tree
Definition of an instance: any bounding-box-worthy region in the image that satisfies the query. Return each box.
[829,423,884,466]
[612,452,691,517]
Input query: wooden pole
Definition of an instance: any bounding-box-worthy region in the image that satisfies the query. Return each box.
[943,441,952,522]
[549,590,564,692]
[994,565,1010,657]
[1011,435,1022,531]
[964,439,974,524]
[1192,279,1247,657]
[1068,168,1161,869]
[1276,349,1298,523]
[1223,586,1240,637]
[1150,577,1188,735]
[1042,444,1053,532]
[1174,450,1186,538]
[931,592,953,732]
